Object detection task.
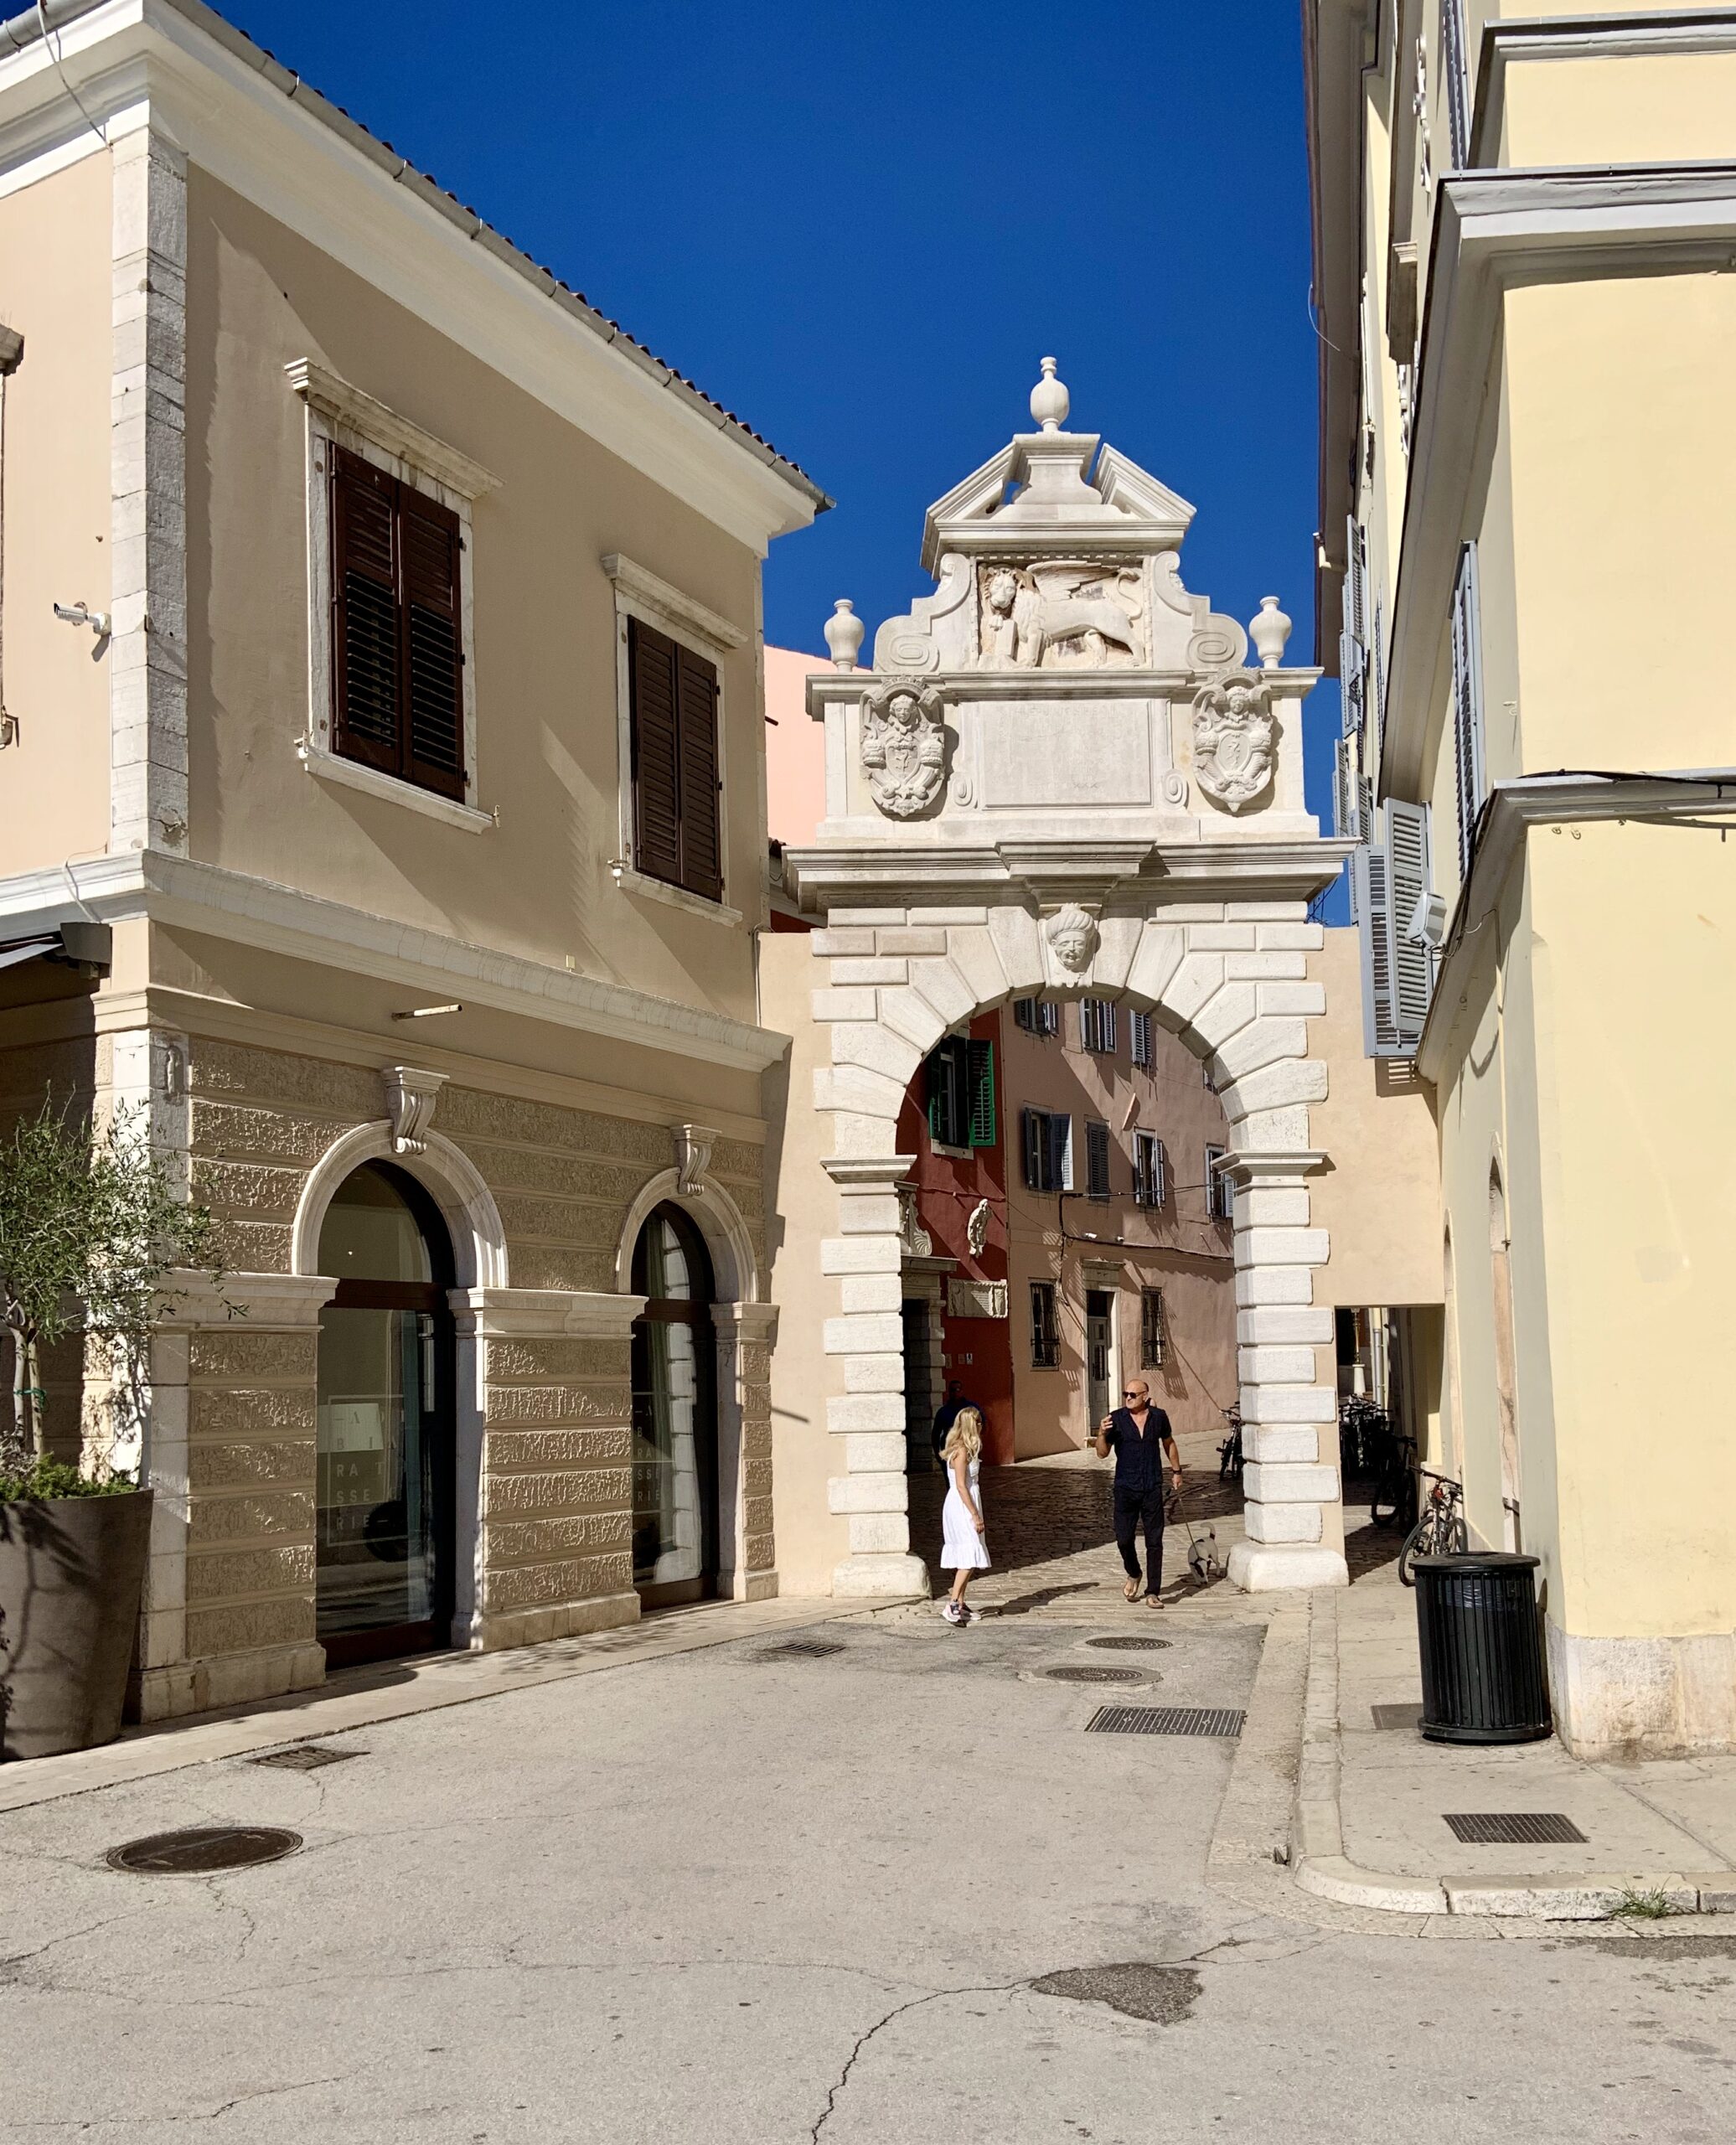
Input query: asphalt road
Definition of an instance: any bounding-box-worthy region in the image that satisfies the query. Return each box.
[3,1605,1732,2142]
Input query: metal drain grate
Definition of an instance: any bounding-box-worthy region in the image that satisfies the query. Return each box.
[757,1639,846,1661]
[1046,1665,1146,1685]
[107,1826,302,1875]
[250,1744,360,1771]
[1444,1812,1588,1846]
[1087,1636,1172,1652]
[1087,1705,1245,1739]
[1371,1703,1425,1731]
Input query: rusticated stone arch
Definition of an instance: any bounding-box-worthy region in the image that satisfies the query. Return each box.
[807,897,1343,1600]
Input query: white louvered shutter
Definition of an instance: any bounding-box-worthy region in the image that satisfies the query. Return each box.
[1355,839,1400,1056]
[1341,516,1367,739]
[1386,799,1434,1046]
[1451,543,1486,882]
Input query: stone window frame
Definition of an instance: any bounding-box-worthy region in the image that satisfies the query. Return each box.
[602,551,748,926]
[289,359,499,835]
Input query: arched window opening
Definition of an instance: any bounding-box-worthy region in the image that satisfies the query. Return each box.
[631,1204,719,1608]
[315,1161,457,1667]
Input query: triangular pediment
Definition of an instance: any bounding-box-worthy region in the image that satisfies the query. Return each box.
[919,445,1018,576]
[920,432,1197,575]
[1093,445,1196,541]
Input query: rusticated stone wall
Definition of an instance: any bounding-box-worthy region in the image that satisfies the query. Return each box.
[475,1333,634,1648]
[165,1034,771,1691]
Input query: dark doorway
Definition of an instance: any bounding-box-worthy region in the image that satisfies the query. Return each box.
[315,1161,457,1668]
[902,1297,937,1473]
[630,1204,719,1608]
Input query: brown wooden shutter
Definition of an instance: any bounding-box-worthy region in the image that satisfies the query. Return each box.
[400,483,465,801]
[674,644,721,902]
[331,447,400,776]
[628,618,682,886]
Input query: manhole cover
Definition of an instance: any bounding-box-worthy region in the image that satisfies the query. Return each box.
[1046,1665,1147,1685]
[1444,1812,1588,1846]
[1371,1703,1424,1731]
[1087,1706,1245,1739]
[251,1744,360,1771]
[1087,1636,1172,1652]
[757,1639,845,1661]
[107,1826,302,1875]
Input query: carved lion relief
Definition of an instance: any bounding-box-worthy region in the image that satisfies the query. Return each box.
[860,680,947,819]
[979,561,1144,669]
[1192,674,1279,814]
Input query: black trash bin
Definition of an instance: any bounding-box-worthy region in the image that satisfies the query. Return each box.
[1411,1552,1551,1744]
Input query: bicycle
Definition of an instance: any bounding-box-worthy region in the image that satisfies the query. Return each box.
[1398,1473,1468,1586]
[1217,1404,1244,1483]
[1368,1427,1418,1532]
[1338,1394,1387,1481]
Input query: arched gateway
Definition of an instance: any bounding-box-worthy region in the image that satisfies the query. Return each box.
[781,362,1352,1599]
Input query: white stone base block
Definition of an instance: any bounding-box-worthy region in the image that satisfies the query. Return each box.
[832,1553,931,1600]
[1226,1542,1348,1593]
[1547,1621,1736,1758]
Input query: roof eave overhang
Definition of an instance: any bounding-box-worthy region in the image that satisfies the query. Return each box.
[0,0,830,552]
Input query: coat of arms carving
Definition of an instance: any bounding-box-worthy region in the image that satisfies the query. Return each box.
[860,680,947,818]
[1192,674,1279,815]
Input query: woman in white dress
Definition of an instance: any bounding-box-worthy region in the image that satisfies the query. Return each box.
[939,1406,990,1625]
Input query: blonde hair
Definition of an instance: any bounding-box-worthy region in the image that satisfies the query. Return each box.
[943,1407,984,1464]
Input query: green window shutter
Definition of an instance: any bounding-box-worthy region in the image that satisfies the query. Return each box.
[967,1040,995,1147]
[926,1048,943,1140]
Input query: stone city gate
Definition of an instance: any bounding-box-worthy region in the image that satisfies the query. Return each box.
[779,361,1352,1600]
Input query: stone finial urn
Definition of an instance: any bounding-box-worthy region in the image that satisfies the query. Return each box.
[1249,596,1292,669]
[1029,355,1069,432]
[824,598,865,672]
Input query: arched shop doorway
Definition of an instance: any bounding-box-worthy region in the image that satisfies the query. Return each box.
[630,1203,721,1607]
[315,1161,457,1667]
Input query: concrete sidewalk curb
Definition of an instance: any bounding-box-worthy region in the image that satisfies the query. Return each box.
[1289,1590,1734,1922]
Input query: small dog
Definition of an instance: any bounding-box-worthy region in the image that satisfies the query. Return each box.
[1186,1525,1224,1584]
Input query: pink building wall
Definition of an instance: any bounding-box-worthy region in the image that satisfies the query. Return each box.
[763,644,831,849]
[1000,1001,1237,1455]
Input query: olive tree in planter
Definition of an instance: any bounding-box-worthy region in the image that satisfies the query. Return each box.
[0,1103,227,1760]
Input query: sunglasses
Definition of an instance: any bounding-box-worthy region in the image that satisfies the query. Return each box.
[1122,1390,1146,1399]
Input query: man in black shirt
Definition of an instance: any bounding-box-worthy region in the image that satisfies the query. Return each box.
[931,1380,969,1462]
[1093,1377,1182,1605]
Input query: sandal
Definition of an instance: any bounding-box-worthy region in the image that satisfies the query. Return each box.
[1123,1578,1140,1604]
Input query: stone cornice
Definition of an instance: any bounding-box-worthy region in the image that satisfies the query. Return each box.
[287,359,499,498]
[1471,11,1736,168]
[1382,160,1736,801]
[0,850,788,1074]
[601,552,748,654]
[1415,768,1736,1082]
[804,668,1323,715]
[785,838,1353,911]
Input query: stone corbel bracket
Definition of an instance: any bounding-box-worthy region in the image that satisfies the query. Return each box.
[384,1066,448,1155]
[675,1123,719,1196]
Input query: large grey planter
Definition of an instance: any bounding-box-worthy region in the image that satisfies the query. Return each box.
[0,1488,152,1760]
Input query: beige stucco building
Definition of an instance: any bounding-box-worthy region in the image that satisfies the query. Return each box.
[0,0,824,1715]
[1309,0,1736,1753]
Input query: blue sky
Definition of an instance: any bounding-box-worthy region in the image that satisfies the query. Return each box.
[225,0,1343,903]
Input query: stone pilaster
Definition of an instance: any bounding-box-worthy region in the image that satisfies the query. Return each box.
[109,121,189,856]
[820,1155,929,1599]
[138,1271,334,1722]
[716,1300,778,1600]
[452,1288,642,1651]
[1220,1151,1348,1591]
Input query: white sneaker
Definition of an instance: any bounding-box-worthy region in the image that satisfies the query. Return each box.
[941,1601,966,1626]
